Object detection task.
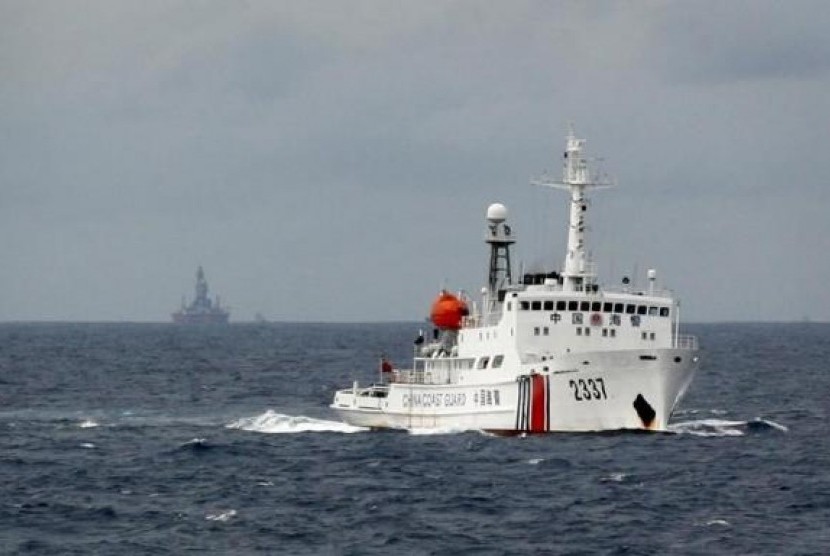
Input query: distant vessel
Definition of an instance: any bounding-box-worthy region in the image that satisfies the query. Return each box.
[331,128,699,433]
[172,266,230,324]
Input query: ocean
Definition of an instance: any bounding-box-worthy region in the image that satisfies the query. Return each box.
[1,322,828,555]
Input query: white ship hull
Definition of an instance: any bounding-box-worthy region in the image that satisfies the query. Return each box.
[330,129,701,435]
[332,348,698,433]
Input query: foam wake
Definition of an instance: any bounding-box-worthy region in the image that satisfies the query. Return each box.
[668,418,788,437]
[226,410,366,434]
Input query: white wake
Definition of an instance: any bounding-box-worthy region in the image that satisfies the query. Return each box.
[226,410,366,434]
[668,417,788,437]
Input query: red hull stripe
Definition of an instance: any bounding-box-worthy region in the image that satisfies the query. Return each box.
[530,374,547,432]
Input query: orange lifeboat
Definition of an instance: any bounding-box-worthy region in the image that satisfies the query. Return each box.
[430,291,469,330]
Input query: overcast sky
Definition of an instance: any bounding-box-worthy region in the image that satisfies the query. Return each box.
[2,1,829,323]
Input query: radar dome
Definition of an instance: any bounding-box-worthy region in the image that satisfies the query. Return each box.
[486,203,507,223]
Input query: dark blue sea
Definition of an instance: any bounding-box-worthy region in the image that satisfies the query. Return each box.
[1,322,828,555]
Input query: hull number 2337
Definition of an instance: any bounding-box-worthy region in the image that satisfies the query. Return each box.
[569,378,608,401]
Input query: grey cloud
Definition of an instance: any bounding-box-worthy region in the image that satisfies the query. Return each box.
[647,1,830,84]
[1,1,829,322]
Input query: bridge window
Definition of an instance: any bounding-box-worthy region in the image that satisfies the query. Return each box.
[649,306,659,316]
[477,357,490,369]
[580,301,590,311]
[532,301,542,310]
[557,300,566,311]
[568,301,578,311]
[520,301,529,310]
[637,305,648,315]
[660,307,670,317]
[603,302,613,312]
[544,301,554,311]
[492,355,504,368]
[626,304,636,314]
[614,303,624,313]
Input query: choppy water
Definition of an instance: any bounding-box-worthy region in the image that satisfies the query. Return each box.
[1,322,828,555]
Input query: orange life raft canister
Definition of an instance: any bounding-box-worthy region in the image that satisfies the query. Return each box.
[429,291,469,330]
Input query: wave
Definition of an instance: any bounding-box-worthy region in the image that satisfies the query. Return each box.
[668,418,788,437]
[172,438,214,453]
[205,509,237,522]
[673,408,729,417]
[226,410,366,434]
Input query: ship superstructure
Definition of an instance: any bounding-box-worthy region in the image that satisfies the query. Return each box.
[172,266,230,325]
[331,129,699,432]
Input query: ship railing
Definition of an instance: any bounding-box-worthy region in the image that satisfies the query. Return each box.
[461,315,480,328]
[674,335,698,350]
[391,367,459,386]
[392,369,429,385]
[601,284,675,298]
[463,314,493,328]
[462,313,501,329]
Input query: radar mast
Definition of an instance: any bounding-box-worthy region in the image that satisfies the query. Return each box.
[532,126,612,292]
[485,203,515,313]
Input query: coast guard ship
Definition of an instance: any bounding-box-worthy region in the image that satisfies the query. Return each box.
[172,266,230,325]
[331,129,699,433]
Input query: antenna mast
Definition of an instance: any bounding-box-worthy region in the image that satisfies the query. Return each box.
[531,126,612,292]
